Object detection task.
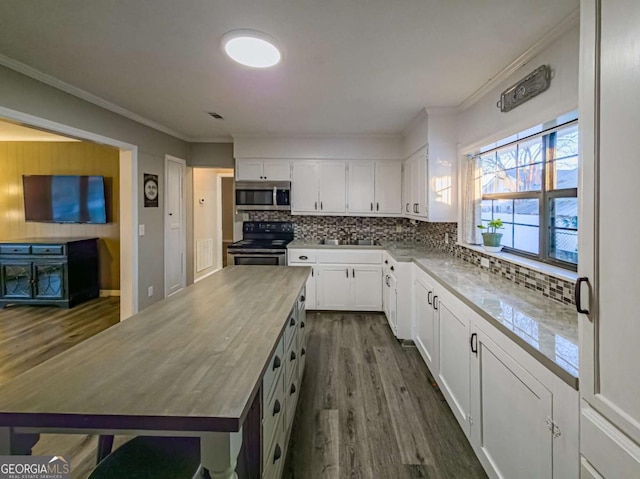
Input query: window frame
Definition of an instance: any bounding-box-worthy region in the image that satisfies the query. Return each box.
[479,120,578,271]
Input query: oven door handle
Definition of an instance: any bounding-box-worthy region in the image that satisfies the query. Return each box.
[273,187,278,207]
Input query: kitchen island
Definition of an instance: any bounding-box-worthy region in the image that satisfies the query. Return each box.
[0,265,310,479]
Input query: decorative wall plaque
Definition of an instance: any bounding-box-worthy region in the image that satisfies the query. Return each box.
[143,173,159,207]
[497,65,551,113]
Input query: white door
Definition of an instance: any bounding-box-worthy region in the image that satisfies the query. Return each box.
[579,2,640,475]
[263,160,291,181]
[347,161,375,213]
[352,265,382,310]
[437,300,471,436]
[375,161,402,214]
[414,273,437,373]
[470,327,552,479]
[236,160,264,180]
[319,161,346,213]
[317,265,351,309]
[165,157,185,297]
[292,162,319,213]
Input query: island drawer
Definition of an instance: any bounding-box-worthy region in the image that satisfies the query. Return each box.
[284,310,297,351]
[288,249,317,263]
[298,337,307,382]
[285,341,298,388]
[285,376,300,430]
[262,372,284,460]
[263,335,285,405]
[263,411,285,476]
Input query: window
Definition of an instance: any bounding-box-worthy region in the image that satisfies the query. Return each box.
[479,120,578,269]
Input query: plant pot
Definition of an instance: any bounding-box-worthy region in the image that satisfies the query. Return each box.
[482,233,503,253]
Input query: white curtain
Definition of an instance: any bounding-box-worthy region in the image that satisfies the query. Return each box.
[461,155,482,245]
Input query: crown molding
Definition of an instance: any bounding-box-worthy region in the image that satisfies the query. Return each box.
[232,132,402,140]
[425,107,458,116]
[457,7,579,112]
[0,54,191,142]
[189,136,234,143]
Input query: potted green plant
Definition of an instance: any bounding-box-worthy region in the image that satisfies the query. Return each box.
[477,219,504,252]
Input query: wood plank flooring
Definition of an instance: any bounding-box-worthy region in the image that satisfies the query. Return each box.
[284,312,487,479]
[0,298,121,479]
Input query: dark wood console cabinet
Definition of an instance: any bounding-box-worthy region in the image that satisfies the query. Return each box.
[0,238,99,309]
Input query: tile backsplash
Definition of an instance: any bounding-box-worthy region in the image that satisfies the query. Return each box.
[247,211,576,306]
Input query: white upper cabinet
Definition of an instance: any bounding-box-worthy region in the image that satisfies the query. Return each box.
[404,149,428,219]
[291,162,319,213]
[236,159,291,181]
[347,161,401,215]
[375,161,402,214]
[318,161,347,213]
[347,161,376,213]
[579,1,640,476]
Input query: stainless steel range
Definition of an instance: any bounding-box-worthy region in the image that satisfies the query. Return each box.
[226,221,294,266]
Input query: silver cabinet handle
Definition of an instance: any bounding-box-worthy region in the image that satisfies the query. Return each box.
[273,186,278,207]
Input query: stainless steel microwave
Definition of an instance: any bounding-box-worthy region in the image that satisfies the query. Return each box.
[235,181,291,211]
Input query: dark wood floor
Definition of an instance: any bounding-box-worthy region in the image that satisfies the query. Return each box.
[0,297,122,479]
[284,312,486,479]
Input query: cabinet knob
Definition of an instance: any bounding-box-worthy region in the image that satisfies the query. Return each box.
[290,316,296,327]
[301,348,306,356]
[273,399,281,416]
[300,295,305,302]
[290,383,296,395]
[384,260,388,264]
[390,266,394,271]
[273,356,281,370]
[300,321,305,329]
[290,351,296,361]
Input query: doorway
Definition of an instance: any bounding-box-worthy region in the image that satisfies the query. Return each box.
[220,176,234,267]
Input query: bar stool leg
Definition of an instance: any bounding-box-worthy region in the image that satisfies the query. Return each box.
[96,435,114,464]
[200,429,243,479]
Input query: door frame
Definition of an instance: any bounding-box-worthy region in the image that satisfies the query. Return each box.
[216,171,234,271]
[0,106,139,319]
[164,155,187,297]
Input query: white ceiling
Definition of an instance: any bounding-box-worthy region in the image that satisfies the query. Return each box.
[0,0,578,140]
[0,120,79,142]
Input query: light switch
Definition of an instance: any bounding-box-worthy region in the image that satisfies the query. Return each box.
[139,224,145,236]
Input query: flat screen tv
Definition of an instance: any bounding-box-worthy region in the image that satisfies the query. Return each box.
[22,175,108,224]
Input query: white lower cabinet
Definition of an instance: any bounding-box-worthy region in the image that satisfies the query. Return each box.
[352,265,382,310]
[410,264,578,479]
[382,272,397,335]
[470,325,553,479]
[414,271,438,373]
[317,264,382,311]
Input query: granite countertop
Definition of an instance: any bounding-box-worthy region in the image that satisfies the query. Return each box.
[289,240,579,389]
[288,239,384,249]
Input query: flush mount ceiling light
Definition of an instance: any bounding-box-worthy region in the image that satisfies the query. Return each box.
[221,30,282,68]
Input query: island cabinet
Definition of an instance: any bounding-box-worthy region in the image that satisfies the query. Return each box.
[411,264,579,479]
[262,289,307,479]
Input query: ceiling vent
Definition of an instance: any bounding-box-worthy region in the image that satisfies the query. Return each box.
[208,112,224,119]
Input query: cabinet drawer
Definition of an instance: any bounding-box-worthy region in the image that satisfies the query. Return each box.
[382,252,398,272]
[262,372,284,458]
[263,412,285,475]
[31,245,64,255]
[284,311,297,351]
[298,336,307,382]
[285,376,300,431]
[288,249,317,263]
[263,335,285,405]
[285,339,298,387]
[317,249,382,264]
[0,245,31,255]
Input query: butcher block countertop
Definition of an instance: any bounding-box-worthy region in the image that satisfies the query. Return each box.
[0,266,311,433]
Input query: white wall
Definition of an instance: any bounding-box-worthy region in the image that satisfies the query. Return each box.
[193,169,219,281]
[458,25,579,152]
[234,135,404,160]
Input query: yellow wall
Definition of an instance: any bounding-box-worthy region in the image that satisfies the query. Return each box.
[0,141,120,290]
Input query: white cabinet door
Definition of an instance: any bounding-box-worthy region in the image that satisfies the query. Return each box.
[402,159,412,216]
[319,161,346,213]
[292,162,319,213]
[347,161,375,213]
[375,161,402,214]
[427,114,458,222]
[263,160,291,181]
[437,299,471,436]
[470,327,552,479]
[414,273,437,374]
[417,149,428,218]
[352,265,382,311]
[290,264,317,310]
[236,160,264,181]
[579,2,640,473]
[317,265,351,309]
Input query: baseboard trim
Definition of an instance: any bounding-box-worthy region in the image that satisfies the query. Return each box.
[194,268,222,283]
[99,290,121,297]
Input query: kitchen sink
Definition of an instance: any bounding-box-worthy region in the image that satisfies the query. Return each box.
[317,238,379,246]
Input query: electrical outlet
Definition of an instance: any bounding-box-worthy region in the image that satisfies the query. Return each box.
[395,224,403,233]
[444,232,449,244]
[139,224,145,236]
[480,258,490,268]
[148,286,154,297]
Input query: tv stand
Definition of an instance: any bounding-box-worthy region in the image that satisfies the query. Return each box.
[0,237,99,309]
